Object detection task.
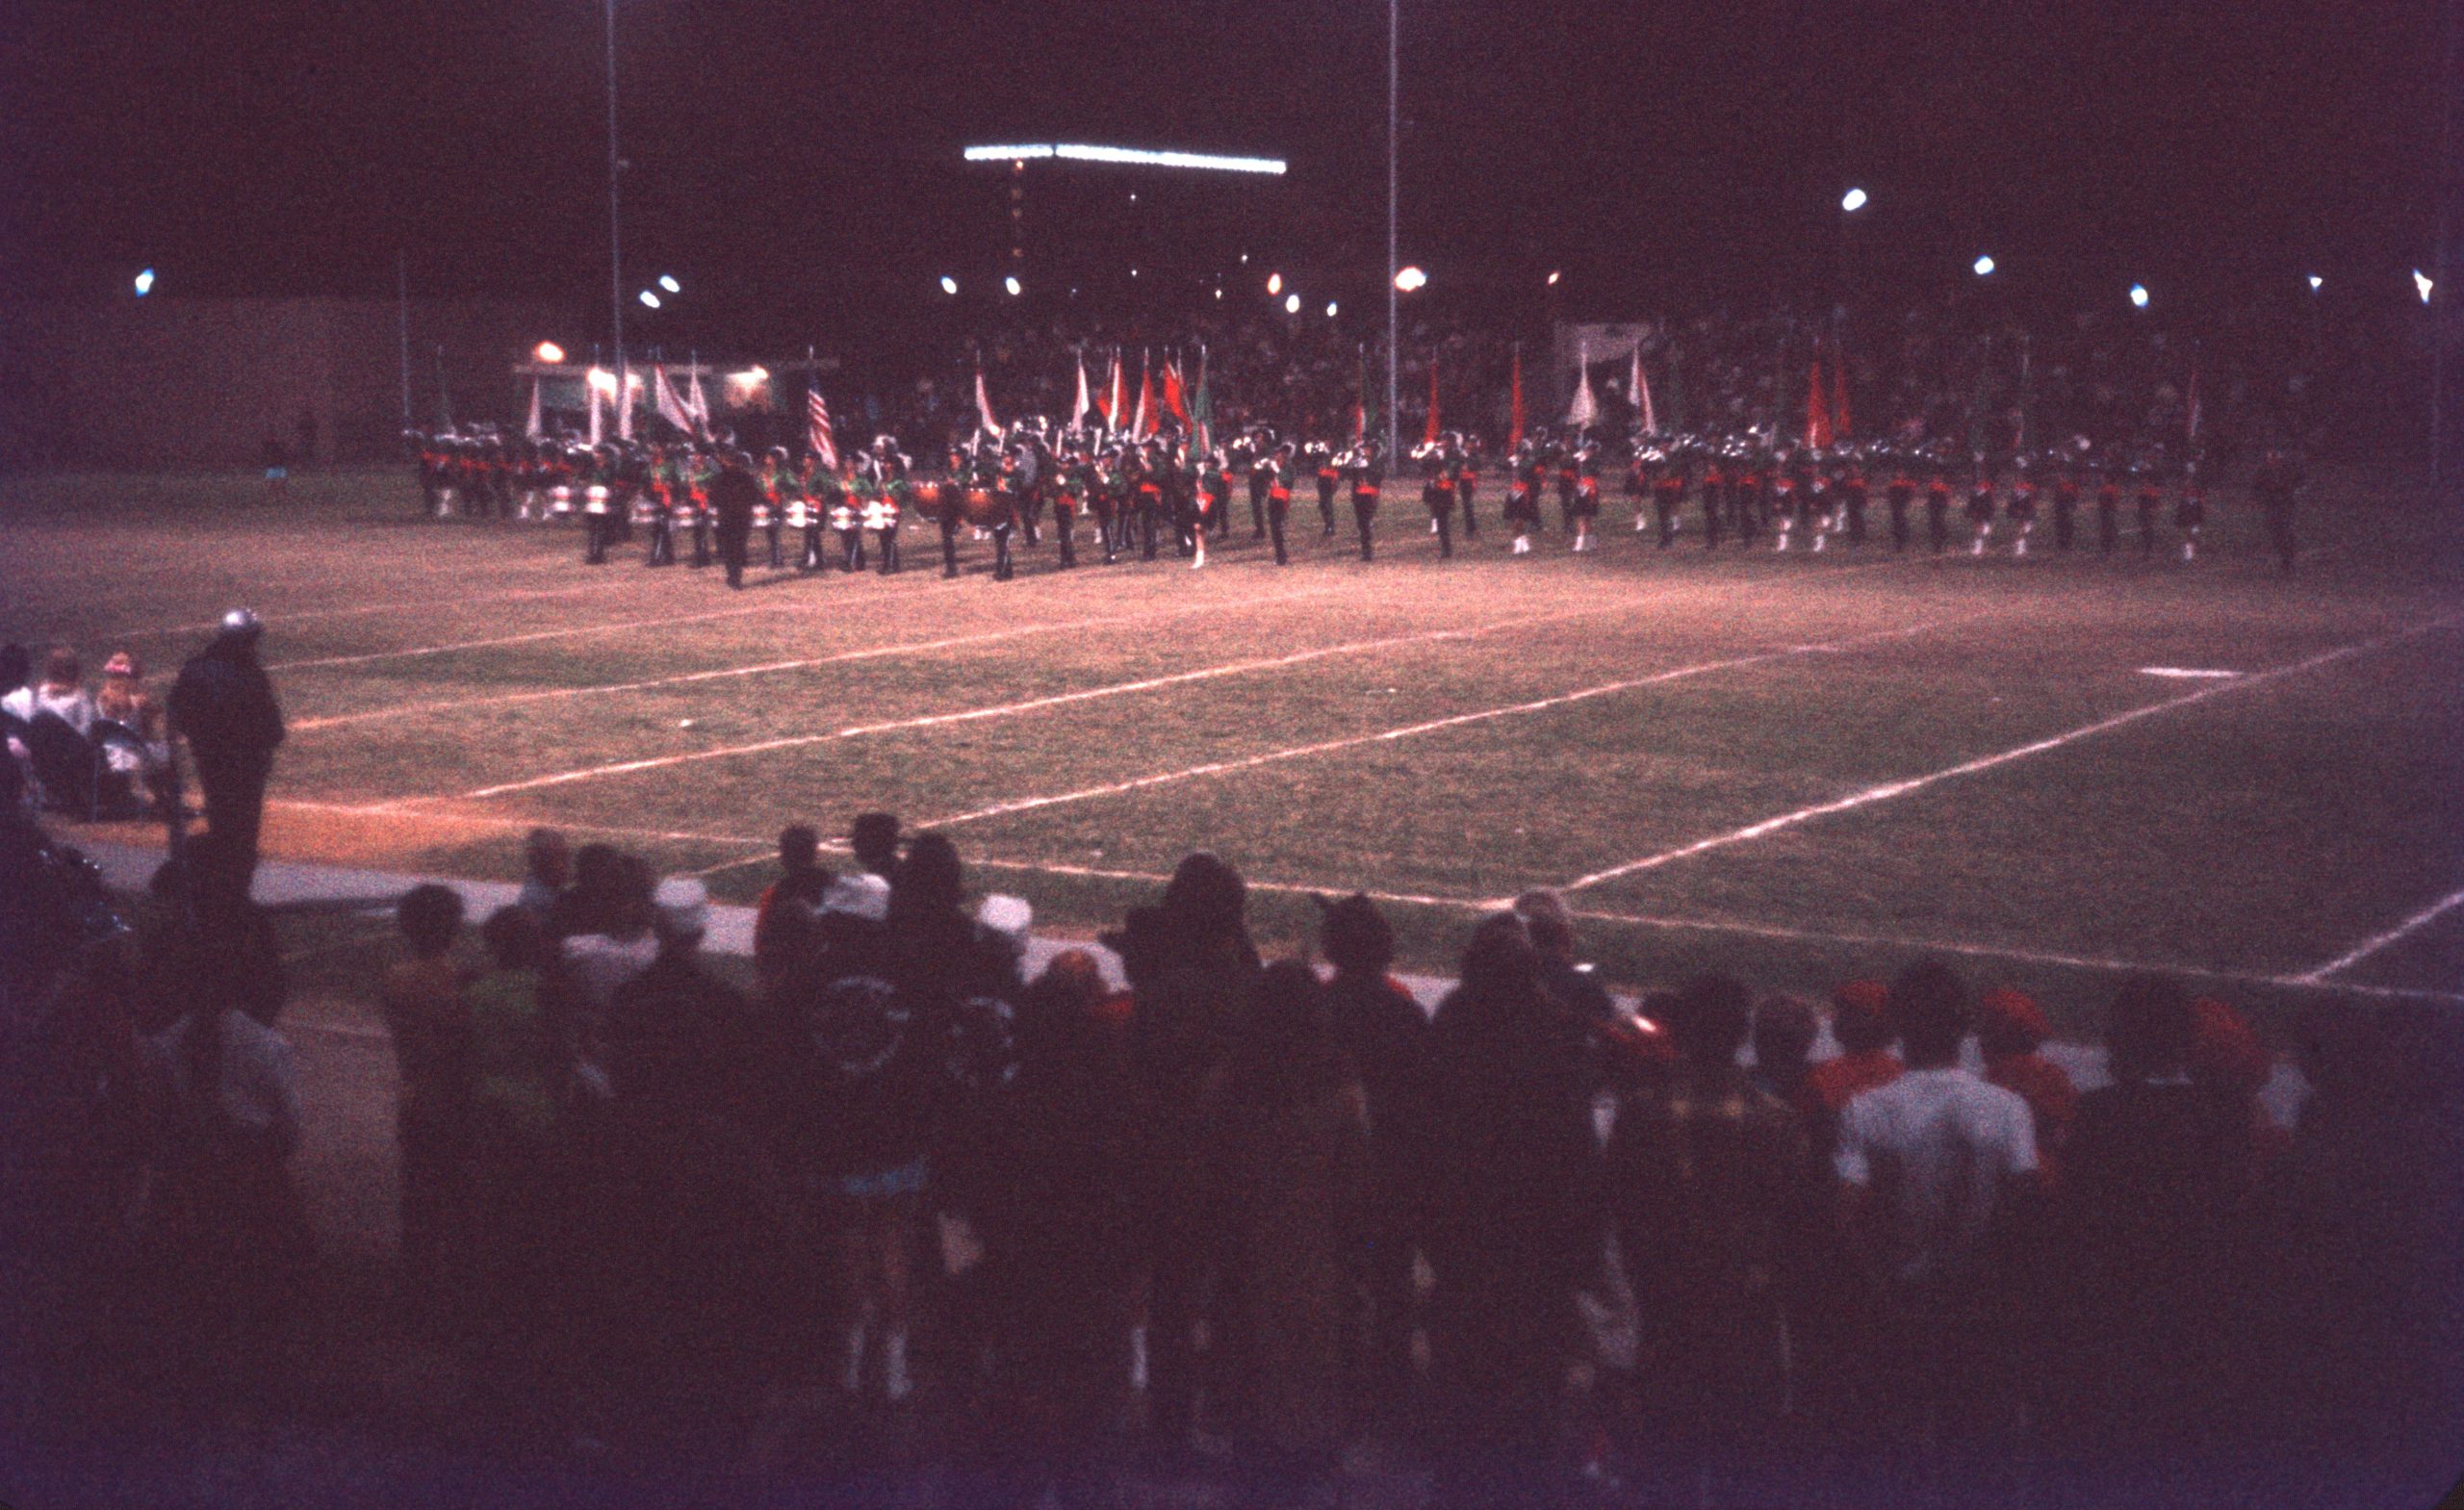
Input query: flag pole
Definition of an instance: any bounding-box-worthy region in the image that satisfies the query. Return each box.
[1385,0,1399,462]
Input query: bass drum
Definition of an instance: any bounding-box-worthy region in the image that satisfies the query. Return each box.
[962,487,1000,526]
[906,479,947,520]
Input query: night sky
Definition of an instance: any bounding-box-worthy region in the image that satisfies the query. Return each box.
[1,0,2443,346]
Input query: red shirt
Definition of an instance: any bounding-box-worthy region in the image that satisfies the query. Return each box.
[1800,1048,1903,1117]
[1987,1051,2079,1180]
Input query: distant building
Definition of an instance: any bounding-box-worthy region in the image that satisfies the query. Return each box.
[0,296,570,471]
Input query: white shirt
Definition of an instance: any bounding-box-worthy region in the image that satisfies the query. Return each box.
[152,1010,302,1151]
[562,931,659,1014]
[1835,1065,2038,1287]
[32,685,96,736]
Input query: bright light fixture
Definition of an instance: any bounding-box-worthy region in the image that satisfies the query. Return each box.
[638,290,661,309]
[1284,293,1301,314]
[1547,269,1561,286]
[1005,275,1022,296]
[1325,301,1339,318]
[585,368,619,396]
[133,268,155,296]
[534,341,566,365]
[963,142,1286,174]
[657,274,680,294]
[2307,274,2323,292]
[939,275,959,294]
[2415,269,2435,304]
[2129,284,2149,308]
[1267,271,1283,295]
[1840,187,1868,213]
[1973,255,1996,276]
[1394,266,1427,293]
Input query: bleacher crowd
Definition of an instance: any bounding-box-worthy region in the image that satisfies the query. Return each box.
[5,801,2460,1506]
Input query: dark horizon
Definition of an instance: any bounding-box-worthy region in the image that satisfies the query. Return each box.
[1,0,2448,346]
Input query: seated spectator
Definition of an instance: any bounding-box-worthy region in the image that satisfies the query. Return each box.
[92,651,168,813]
[1606,972,1813,1492]
[379,883,471,1301]
[2189,996,2288,1172]
[1514,888,1614,1021]
[851,810,901,879]
[20,647,98,813]
[543,841,623,940]
[1834,960,2038,1442]
[557,854,658,1076]
[1979,987,2078,1182]
[1316,891,1432,1406]
[1208,959,1370,1505]
[1798,978,1901,1155]
[514,828,570,919]
[1750,993,1820,1106]
[753,823,831,982]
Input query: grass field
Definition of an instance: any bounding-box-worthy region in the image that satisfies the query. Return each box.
[6,465,2460,1041]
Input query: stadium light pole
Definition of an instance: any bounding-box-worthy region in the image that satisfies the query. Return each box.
[604,0,626,433]
[1386,0,1399,461]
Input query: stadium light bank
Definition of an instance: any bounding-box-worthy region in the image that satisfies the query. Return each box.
[963,143,1287,175]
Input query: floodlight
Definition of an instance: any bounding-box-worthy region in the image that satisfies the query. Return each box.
[134,268,156,296]
[1973,255,1995,276]
[2416,269,2435,304]
[1005,275,1022,296]
[2306,274,2323,292]
[586,368,619,395]
[939,275,959,294]
[1395,266,1427,292]
[1268,272,1283,295]
[1325,301,1339,318]
[1841,187,1868,213]
[657,274,680,294]
[534,342,566,364]
[638,290,661,309]
[2129,284,2149,308]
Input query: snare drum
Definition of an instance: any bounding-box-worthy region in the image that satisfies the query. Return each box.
[829,503,860,531]
[549,485,577,516]
[785,499,815,529]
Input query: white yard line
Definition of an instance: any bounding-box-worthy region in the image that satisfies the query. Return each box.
[115,579,628,642]
[1537,615,2464,904]
[919,614,1982,831]
[2294,884,2464,985]
[287,584,1347,731]
[1553,903,2464,1006]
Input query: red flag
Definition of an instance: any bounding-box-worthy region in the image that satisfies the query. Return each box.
[1509,346,1526,448]
[1424,353,1441,445]
[1830,354,1852,441]
[1134,350,1157,439]
[1162,358,1189,425]
[1806,360,1834,448]
[807,386,838,472]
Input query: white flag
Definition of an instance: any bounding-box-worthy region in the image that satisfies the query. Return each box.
[976,366,1001,437]
[654,365,696,435]
[685,366,712,440]
[1566,343,1599,430]
[618,369,635,441]
[1631,345,1656,434]
[587,377,603,447]
[1073,353,1092,429]
[525,376,544,441]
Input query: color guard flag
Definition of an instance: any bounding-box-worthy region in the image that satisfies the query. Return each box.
[1073,352,1093,429]
[525,376,544,441]
[975,364,1000,437]
[1631,345,1656,435]
[1162,357,1190,426]
[807,385,838,472]
[1806,360,1834,448]
[684,366,713,441]
[1565,344,1599,430]
[654,365,696,436]
[1134,350,1158,439]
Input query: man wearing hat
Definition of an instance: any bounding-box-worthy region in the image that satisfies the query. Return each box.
[709,450,762,590]
[168,610,285,897]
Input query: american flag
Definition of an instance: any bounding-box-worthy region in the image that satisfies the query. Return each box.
[808,386,839,472]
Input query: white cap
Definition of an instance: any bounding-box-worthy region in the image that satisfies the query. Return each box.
[653,877,709,938]
[977,894,1032,952]
[219,608,263,639]
[821,871,891,923]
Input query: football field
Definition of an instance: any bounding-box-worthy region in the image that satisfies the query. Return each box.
[7,467,2461,1040]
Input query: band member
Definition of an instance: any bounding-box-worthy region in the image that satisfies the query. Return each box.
[861,435,908,574]
[1885,454,1915,552]
[1965,461,1998,556]
[991,448,1024,580]
[1651,448,1686,549]
[1308,440,1341,535]
[1504,440,1544,554]
[2094,459,2123,554]
[2249,445,2304,575]
[794,451,828,571]
[644,444,679,567]
[712,449,760,590]
[2133,456,2165,557]
[1244,430,1276,541]
[1770,453,1801,551]
[759,448,794,569]
[1342,441,1383,561]
[685,448,717,568]
[831,467,866,572]
[1734,452,1763,548]
[1453,440,1480,537]
[1089,446,1123,565]
[1568,435,1603,551]
[1130,444,1167,561]
[1836,452,1868,548]
[1264,442,1296,565]
[1049,444,1084,569]
[941,441,983,579]
[1418,436,1459,559]
[1626,437,1652,532]
[1924,463,1955,554]
[1700,449,1728,550]
[2005,457,2039,558]
[413,432,446,516]
[2173,466,2206,563]
[581,445,616,566]
[1550,433,1579,534]
[2050,456,2082,552]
